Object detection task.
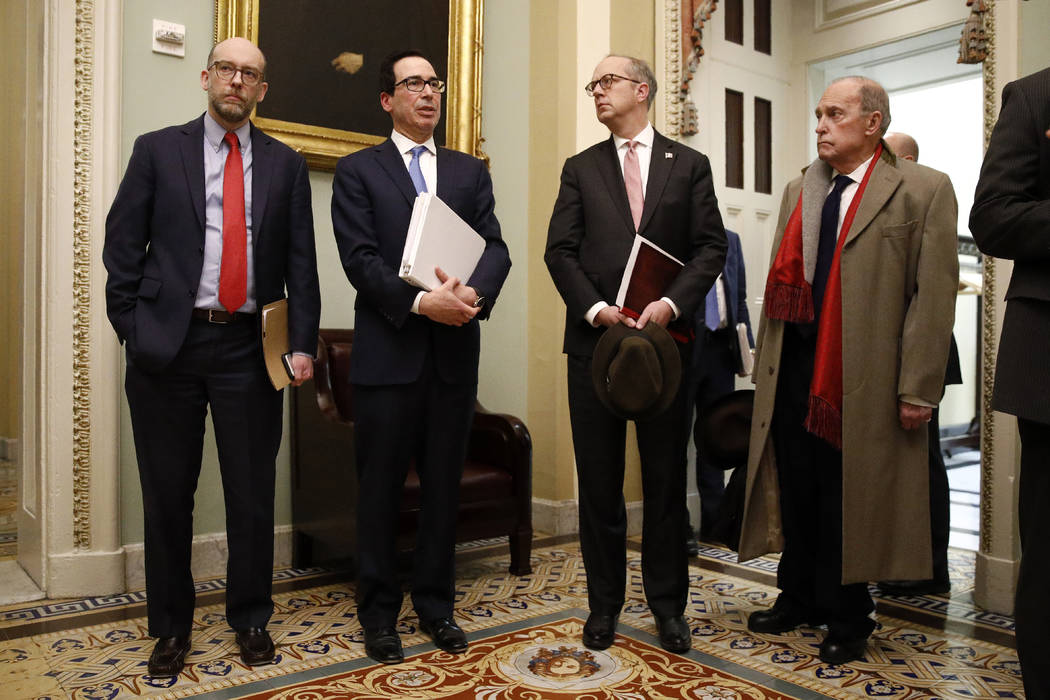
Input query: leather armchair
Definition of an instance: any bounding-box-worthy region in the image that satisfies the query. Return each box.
[290,328,533,575]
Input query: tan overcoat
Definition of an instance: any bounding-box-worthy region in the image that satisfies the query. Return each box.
[738,147,960,584]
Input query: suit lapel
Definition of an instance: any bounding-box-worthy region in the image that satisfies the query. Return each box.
[435,147,456,200]
[376,139,419,206]
[595,137,636,234]
[179,116,207,236]
[250,122,272,246]
[638,131,674,234]
[844,155,901,247]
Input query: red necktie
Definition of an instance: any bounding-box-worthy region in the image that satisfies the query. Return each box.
[624,140,644,231]
[219,131,247,313]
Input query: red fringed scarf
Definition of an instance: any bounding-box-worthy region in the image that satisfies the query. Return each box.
[764,144,883,449]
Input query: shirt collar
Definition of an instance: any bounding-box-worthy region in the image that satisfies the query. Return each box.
[840,151,875,184]
[204,112,251,152]
[391,129,437,157]
[612,122,655,151]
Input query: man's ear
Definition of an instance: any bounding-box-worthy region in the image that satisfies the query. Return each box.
[637,82,649,105]
[200,70,210,91]
[866,111,883,137]
[380,92,393,113]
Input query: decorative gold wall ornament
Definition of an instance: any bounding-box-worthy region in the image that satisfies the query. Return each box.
[664,0,683,136]
[213,0,485,171]
[978,0,996,554]
[72,0,94,550]
[678,0,718,137]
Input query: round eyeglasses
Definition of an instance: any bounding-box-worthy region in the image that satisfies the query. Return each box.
[208,61,264,87]
[584,73,642,96]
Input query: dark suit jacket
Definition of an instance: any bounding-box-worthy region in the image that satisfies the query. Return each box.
[545,130,727,356]
[103,115,321,372]
[970,67,1050,424]
[693,229,753,372]
[331,139,510,386]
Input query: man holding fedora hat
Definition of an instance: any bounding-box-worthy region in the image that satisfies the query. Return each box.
[545,54,727,654]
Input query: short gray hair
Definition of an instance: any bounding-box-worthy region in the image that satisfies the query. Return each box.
[610,54,658,109]
[831,76,891,135]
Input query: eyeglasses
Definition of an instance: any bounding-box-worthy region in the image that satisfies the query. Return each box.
[584,73,641,96]
[394,76,447,93]
[208,61,264,86]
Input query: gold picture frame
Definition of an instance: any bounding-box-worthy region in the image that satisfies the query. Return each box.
[214,0,484,171]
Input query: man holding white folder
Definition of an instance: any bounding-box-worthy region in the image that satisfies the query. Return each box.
[545,55,726,654]
[331,49,510,665]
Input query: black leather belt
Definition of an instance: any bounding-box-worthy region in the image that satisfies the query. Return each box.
[191,308,257,324]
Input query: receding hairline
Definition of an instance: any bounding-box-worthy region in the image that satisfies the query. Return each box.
[826,75,891,135]
[601,53,658,108]
[207,38,267,73]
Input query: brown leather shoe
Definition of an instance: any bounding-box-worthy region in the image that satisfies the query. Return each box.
[235,627,276,665]
[147,635,191,676]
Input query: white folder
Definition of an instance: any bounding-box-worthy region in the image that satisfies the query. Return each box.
[400,193,485,291]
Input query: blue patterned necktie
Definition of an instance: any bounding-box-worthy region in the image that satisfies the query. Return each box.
[704,277,721,331]
[408,145,428,194]
[812,174,853,323]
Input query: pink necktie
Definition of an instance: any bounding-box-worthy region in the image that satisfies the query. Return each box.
[219,132,247,313]
[623,140,644,231]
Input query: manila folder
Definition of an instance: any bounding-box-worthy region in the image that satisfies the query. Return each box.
[400,192,486,291]
[261,299,292,391]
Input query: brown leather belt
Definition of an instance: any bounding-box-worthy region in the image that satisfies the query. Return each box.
[191,308,257,324]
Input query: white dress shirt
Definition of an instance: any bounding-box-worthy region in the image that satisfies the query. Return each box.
[390,130,438,314]
[585,122,681,326]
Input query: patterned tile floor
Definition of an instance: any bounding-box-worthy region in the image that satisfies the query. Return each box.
[0,539,1022,699]
[0,459,16,559]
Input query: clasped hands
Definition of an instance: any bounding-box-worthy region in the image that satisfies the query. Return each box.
[419,267,479,326]
[594,299,673,329]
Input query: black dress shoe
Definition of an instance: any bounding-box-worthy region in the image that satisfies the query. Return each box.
[582,613,618,650]
[364,626,404,664]
[686,536,700,557]
[235,627,275,665]
[747,606,823,634]
[419,617,468,653]
[148,635,191,676]
[818,633,868,665]
[876,578,951,596]
[655,615,691,654]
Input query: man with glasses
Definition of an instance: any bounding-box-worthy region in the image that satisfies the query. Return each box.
[545,54,727,654]
[103,37,320,676]
[331,49,510,665]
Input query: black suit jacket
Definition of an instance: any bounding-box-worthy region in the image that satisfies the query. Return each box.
[103,115,321,372]
[331,139,510,386]
[971,67,1050,423]
[545,129,727,355]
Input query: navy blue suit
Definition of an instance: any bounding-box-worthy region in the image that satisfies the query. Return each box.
[689,230,752,537]
[103,115,321,637]
[331,138,510,629]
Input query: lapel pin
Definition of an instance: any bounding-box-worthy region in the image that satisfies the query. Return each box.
[665,152,673,159]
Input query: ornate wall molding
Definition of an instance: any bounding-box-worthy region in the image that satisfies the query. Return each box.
[978,0,996,555]
[72,0,94,550]
[663,0,683,137]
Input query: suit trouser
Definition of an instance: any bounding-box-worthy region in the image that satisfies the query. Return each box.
[1015,417,1050,700]
[352,353,476,630]
[926,407,950,584]
[689,328,737,535]
[771,324,875,640]
[125,319,283,638]
[566,348,691,619]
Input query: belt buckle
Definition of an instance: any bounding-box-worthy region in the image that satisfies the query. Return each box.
[207,309,229,324]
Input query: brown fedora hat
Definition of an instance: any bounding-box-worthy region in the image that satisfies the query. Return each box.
[592,323,681,421]
[696,389,754,469]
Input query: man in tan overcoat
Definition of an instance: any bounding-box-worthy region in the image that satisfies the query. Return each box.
[738,77,959,666]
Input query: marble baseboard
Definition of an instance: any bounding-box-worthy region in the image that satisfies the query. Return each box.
[123,524,294,592]
[532,492,700,538]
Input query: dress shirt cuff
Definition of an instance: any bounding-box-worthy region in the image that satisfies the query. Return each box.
[410,291,426,315]
[292,351,315,361]
[585,301,609,327]
[660,297,680,320]
[900,394,937,408]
